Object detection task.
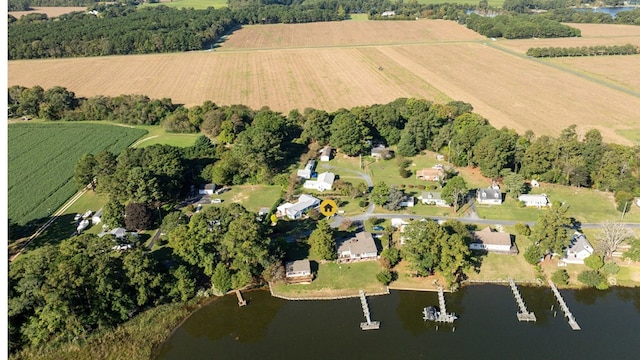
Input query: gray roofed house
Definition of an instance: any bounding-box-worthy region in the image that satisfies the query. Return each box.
[418,191,449,207]
[285,260,313,283]
[98,227,128,239]
[562,233,594,265]
[320,146,333,161]
[337,231,378,262]
[469,227,516,253]
[476,188,502,205]
[276,194,321,220]
[199,183,217,195]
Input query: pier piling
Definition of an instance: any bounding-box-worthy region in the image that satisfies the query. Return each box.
[359,290,380,330]
[509,278,536,322]
[549,280,581,330]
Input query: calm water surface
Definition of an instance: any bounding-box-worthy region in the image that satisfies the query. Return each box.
[576,6,637,17]
[157,286,640,360]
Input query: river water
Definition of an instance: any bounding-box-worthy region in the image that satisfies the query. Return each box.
[575,6,638,17]
[157,286,640,359]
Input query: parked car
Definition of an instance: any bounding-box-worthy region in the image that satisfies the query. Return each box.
[211,199,223,204]
[215,187,230,195]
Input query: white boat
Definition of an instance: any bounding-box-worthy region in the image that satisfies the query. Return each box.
[423,306,439,321]
[82,210,92,219]
[77,219,90,232]
[74,213,82,221]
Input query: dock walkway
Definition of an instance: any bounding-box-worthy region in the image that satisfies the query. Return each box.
[548,280,580,330]
[509,278,536,322]
[359,290,380,330]
[236,290,247,307]
[436,287,456,323]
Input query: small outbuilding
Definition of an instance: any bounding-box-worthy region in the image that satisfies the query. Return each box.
[285,260,313,284]
[320,146,333,162]
[199,183,217,195]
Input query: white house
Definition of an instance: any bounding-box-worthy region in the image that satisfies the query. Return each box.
[469,227,514,253]
[399,196,415,208]
[518,194,549,208]
[337,232,378,262]
[285,259,313,283]
[391,218,410,228]
[381,10,396,16]
[98,227,128,239]
[476,188,502,205]
[562,233,594,265]
[303,172,335,192]
[418,191,449,207]
[297,160,316,179]
[276,194,321,220]
[320,146,333,162]
[91,208,103,224]
[199,183,216,195]
[371,145,393,159]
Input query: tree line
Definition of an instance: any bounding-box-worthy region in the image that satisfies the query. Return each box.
[8,3,347,60]
[8,0,105,11]
[526,44,639,57]
[465,13,581,38]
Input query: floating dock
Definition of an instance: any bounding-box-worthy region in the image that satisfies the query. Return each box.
[359,290,380,330]
[236,290,247,307]
[548,280,580,330]
[509,278,536,322]
[435,287,457,323]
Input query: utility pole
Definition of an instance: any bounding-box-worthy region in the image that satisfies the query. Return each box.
[621,201,629,220]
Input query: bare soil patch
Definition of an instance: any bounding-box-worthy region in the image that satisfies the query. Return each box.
[223,20,483,49]
[9,7,86,18]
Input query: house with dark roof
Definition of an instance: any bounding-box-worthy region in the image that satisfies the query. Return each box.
[337,232,378,262]
[476,188,502,205]
[469,227,516,253]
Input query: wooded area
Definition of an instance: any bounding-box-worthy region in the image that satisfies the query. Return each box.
[526,44,639,57]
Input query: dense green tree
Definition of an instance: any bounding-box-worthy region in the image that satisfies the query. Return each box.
[73,153,97,190]
[125,203,154,231]
[161,211,188,234]
[622,237,640,262]
[441,176,468,212]
[301,109,332,144]
[102,197,125,229]
[330,111,370,156]
[473,128,517,178]
[501,169,526,199]
[376,269,393,285]
[211,263,232,294]
[169,265,197,301]
[577,270,607,290]
[551,269,569,285]
[584,254,604,270]
[524,244,543,265]
[122,249,163,306]
[309,220,336,261]
[384,186,405,211]
[39,86,76,120]
[370,182,390,207]
[530,203,572,256]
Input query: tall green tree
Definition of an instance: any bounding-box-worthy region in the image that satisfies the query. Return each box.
[501,169,526,199]
[73,153,97,190]
[309,220,336,261]
[370,182,390,207]
[441,176,468,212]
[329,111,370,156]
[530,203,572,256]
[211,263,232,294]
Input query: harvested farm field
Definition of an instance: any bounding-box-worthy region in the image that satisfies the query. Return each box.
[8,20,640,145]
[547,55,640,94]
[9,7,86,18]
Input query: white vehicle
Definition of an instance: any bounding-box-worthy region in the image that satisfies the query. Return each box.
[74,213,82,221]
[77,219,90,233]
[211,199,223,204]
[82,210,92,219]
[196,204,202,212]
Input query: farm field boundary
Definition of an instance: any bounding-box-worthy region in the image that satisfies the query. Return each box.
[8,123,147,227]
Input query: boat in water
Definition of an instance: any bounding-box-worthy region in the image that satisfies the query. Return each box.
[423,306,439,321]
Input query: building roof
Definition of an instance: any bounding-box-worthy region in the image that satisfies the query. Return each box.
[420,191,443,200]
[471,227,511,246]
[567,233,593,254]
[518,194,548,202]
[317,172,335,186]
[337,231,377,255]
[203,183,216,190]
[285,259,311,275]
[416,168,443,178]
[478,188,501,199]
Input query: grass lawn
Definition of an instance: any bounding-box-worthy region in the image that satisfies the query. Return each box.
[616,129,640,145]
[467,251,537,283]
[135,133,200,148]
[366,151,447,188]
[142,0,227,10]
[474,197,542,222]
[270,261,386,298]
[205,184,283,213]
[388,260,446,291]
[348,13,369,21]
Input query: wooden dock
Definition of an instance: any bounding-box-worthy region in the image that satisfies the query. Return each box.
[548,280,580,330]
[509,278,536,322]
[236,290,247,307]
[359,290,380,330]
[436,287,457,323]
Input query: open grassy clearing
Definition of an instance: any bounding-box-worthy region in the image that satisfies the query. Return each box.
[203,185,283,213]
[134,133,200,148]
[270,261,386,297]
[142,0,227,10]
[8,21,639,145]
[9,7,86,18]
[8,123,147,226]
[616,129,640,145]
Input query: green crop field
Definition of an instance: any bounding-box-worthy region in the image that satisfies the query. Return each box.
[8,123,147,226]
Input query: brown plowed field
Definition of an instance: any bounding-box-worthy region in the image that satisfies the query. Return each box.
[9,7,86,18]
[8,20,640,145]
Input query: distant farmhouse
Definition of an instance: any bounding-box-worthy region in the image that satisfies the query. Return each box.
[518,194,549,208]
[303,172,335,192]
[337,232,378,262]
[277,194,320,220]
[370,145,394,160]
[561,233,594,265]
[416,167,444,182]
[469,227,516,254]
[381,10,396,17]
[418,191,449,207]
[199,183,216,195]
[297,160,316,179]
[285,260,313,284]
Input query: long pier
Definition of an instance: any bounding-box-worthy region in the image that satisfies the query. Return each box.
[509,278,536,322]
[359,290,380,330]
[436,287,457,323]
[548,280,580,330]
[236,290,247,307]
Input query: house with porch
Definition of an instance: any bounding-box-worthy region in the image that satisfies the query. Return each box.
[561,233,594,265]
[418,191,449,207]
[416,168,444,182]
[518,194,549,208]
[469,227,516,253]
[276,194,321,220]
[337,232,378,262]
[303,172,335,192]
[285,260,313,284]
